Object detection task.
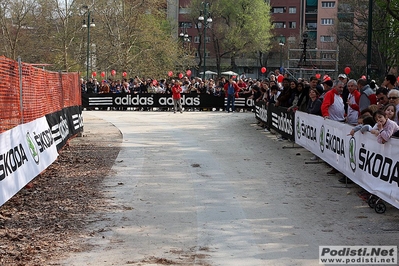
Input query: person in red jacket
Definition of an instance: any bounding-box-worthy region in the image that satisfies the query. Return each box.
[224,77,240,113]
[172,80,183,113]
[321,80,345,122]
[321,80,347,178]
[346,79,361,125]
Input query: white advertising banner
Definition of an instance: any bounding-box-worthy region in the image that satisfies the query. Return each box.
[295,111,399,209]
[0,117,59,206]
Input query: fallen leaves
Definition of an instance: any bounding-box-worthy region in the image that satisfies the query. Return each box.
[0,133,122,265]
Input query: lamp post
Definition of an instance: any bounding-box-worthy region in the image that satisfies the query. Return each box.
[179,23,189,49]
[198,2,212,81]
[279,36,285,71]
[82,5,95,81]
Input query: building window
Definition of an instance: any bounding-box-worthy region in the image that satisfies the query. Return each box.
[322,1,335,8]
[179,7,190,14]
[289,22,296,28]
[194,36,211,43]
[321,35,335,42]
[287,36,296,43]
[195,51,210,58]
[179,22,193,28]
[289,7,296,13]
[321,18,334,25]
[272,7,285,13]
[322,53,333,59]
[273,22,286,28]
[307,23,317,30]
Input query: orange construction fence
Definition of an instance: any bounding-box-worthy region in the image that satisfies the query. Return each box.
[0,56,81,133]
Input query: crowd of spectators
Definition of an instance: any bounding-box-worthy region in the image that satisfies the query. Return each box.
[82,70,399,185]
[80,72,399,129]
[260,72,399,184]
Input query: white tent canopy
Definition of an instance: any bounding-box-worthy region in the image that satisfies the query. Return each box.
[221,71,239,76]
[199,70,218,75]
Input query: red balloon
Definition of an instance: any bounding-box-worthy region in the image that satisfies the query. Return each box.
[92,71,97,77]
[261,67,266,74]
[123,71,127,77]
[152,79,157,86]
[315,73,321,79]
[168,71,173,77]
[277,74,284,83]
[232,75,237,79]
[186,70,192,76]
[344,67,351,75]
[101,72,105,78]
[361,75,366,79]
[178,73,183,79]
[323,75,329,81]
[111,70,116,76]
[397,76,399,82]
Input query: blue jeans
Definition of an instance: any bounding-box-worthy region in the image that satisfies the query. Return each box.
[226,94,235,112]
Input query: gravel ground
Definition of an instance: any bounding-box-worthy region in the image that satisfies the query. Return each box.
[0,116,122,266]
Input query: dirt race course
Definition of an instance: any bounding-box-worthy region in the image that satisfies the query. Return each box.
[1,110,399,266]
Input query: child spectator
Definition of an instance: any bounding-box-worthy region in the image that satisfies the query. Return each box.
[383,103,396,121]
[370,109,399,144]
[347,114,375,136]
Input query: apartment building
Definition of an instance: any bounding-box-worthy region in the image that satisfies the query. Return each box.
[168,0,341,78]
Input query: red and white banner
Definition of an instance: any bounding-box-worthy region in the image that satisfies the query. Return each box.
[295,111,399,209]
[0,117,58,206]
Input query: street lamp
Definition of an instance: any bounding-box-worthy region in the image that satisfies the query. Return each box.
[82,5,95,81]
[198,2,212,81]
[179,23,189,49]
[279,36,285,71]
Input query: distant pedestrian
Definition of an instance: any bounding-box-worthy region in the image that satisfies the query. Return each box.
[172,80,183,113]
[224,77,240,113]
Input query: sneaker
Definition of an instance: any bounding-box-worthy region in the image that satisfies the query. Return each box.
[264,128,269,132]
[310,156,318,161]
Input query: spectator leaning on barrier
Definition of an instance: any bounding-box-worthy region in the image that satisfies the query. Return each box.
[347,113,375,137]
[86,78,96,93]
[306,88,322,116]
[321,79,345,122]
[288,82,309,112]
[267,85,280,106]
[321,80,348,177]
[370,109,399,144]
[357,78,377,112]
[345,79,360,125]
[387,89,399,124]
[275,78,292,107]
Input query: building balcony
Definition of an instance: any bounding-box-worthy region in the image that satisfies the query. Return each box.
[305,8,318,14]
